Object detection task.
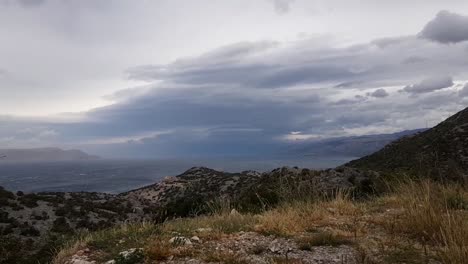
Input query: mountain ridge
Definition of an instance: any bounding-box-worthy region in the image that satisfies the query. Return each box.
[0,148,100,162]
[346,107,468,181]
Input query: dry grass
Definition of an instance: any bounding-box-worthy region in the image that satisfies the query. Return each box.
[144,240,173,261]
[52,222,161,264]
[296,231,353,250]
[53,179,468,264]
[162,212,258,240]
[255,190,363,237]
[379,179,468,263]
[52,236,90,264]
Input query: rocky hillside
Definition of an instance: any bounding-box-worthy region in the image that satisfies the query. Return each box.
[290,128,425,158]
[0,166,378,263]
[346,107,468,181]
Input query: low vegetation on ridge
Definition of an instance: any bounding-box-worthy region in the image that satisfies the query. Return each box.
[53,177,468,264]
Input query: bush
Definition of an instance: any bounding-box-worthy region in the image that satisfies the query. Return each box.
[20,226,41,237]
[51,217,73,234]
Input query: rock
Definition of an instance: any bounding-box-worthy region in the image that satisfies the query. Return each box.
[169,236,192,246]
[119,248,140,258]
[191,236,201,243]
[230,208,239,215]
[67,255,96,264]
[269,240,281,254]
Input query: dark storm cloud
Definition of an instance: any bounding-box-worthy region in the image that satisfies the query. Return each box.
[402,76,454,94]
[420,10,468,43]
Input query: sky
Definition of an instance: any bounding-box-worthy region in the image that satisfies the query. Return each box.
[1,0,468,158]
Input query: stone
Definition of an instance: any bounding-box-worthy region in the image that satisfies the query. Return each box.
[191,236,201,243]
[169,236,193,246]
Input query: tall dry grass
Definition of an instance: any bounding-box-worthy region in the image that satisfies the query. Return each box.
[255,190,362,237]
[384,179,468,263]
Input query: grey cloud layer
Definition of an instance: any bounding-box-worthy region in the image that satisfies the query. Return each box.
[2,10,468,157]
[403,76,454,94]
[128,34,468,91]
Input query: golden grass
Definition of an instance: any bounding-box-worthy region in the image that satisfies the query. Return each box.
[162,212,258,240]
[379,179,468,263]
[144,240,173,261]
[255,190,363,237]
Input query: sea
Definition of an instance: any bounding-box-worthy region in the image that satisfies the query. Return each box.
[0,156,354,193]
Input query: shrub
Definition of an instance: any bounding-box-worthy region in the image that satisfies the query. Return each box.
[144,240,172,261]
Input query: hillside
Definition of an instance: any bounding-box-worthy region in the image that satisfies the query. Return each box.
[0,148,99,162]
[290,129,425,157]
[55,178,467,264]
[346,107,468,181]
[0,166,377,263]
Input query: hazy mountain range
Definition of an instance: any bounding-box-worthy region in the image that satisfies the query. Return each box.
[0,148,99,162]
[287,128,426,158]
[0,129,426,162]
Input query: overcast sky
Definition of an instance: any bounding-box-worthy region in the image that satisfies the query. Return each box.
[1,0,468,157]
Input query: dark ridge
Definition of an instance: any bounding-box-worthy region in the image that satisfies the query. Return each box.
[346,107,468,181]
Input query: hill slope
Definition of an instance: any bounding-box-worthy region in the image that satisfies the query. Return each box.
[346,107,468,181]
[290,129,425,157]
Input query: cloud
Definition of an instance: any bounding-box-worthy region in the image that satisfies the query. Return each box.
[0,0,46,8]
[127,31,468,91]
[459,83,468,97]
[2,9,468,157]
[269,0,295,14]
[420,10,468,44]
[369,88,389,98]
[402,76,454,94]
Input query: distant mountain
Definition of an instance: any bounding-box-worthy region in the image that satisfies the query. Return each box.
[0,148,99,162]
[289,129,426,158]
[346,107,468,181]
